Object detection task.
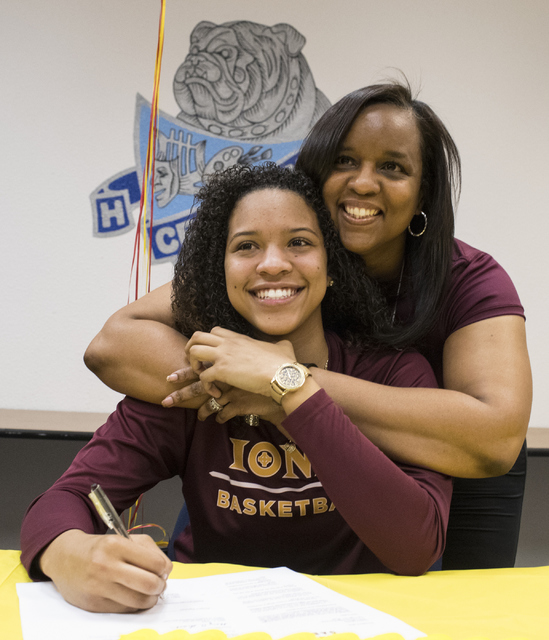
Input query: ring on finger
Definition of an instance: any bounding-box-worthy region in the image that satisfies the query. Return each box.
[207,397,223,413]
[244,414,260,427]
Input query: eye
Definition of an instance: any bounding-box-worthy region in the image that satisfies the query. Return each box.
[381,161,405,174]
[333,155,355,167]
[289,237,312,249]
[219,48,231,59]
[236,241,255,251]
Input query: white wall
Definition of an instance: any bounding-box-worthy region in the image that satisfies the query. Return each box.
[2,0,548,422]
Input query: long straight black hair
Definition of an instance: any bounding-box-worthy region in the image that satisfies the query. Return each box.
[296,82,461,348]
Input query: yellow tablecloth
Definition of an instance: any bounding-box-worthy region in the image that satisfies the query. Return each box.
[2,549,546,640]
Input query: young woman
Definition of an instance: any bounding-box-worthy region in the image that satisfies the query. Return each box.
[21,164,451,614]
[84,83,532,570]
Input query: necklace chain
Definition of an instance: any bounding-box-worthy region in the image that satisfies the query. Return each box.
[391,259,405,326]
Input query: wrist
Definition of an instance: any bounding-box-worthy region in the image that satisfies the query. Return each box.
[280,376,321,415]
[39,529,85,578]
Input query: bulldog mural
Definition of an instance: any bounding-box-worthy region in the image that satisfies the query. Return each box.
[90,20,330,262]
[174,21,330,142]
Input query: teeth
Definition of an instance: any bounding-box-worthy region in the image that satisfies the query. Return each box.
[345,206,379,218]
[255,288,297,300]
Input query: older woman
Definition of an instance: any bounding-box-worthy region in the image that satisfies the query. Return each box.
[84,83,531,571]
[21,164,450,613]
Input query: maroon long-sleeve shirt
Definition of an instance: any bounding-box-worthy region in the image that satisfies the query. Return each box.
[21,332,452,578]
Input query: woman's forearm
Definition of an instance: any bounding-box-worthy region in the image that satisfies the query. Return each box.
[310,317,532,479]
[84,283,208,408]
[313,369,500,477]
[85,318,192,404]
[310,368,529,478]
[84,285,532,477]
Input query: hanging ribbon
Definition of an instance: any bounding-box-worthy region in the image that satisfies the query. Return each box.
[129,0,166,302]
[124,1,166,533]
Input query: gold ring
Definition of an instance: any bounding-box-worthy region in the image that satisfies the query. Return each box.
[207,398,223,413]
[244,414,260,427]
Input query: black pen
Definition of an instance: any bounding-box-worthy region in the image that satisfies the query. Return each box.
[88,483,130,539]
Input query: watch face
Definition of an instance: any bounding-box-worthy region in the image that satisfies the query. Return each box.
[277,365,305,390]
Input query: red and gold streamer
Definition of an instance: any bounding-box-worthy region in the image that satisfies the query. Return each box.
[129,0,166,302]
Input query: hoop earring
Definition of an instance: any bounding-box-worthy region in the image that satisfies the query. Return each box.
[408,211,427,237]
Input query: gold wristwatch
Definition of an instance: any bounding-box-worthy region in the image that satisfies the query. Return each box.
[270,362,311,405]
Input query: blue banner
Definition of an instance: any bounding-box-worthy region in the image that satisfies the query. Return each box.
[91,95,301,262]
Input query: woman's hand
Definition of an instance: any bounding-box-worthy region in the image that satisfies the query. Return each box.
[161,365,210,408]
[198,387,286,426]
[39,530,172,613]
[186,327,296,397]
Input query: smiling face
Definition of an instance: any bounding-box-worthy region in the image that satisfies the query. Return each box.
[224,188,329,342]
[322,103,423,280]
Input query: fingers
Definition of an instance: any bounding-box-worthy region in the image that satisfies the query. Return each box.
[185,330,221,352]
[210,326,233,337]
[44,530,172,614]
[86,536,169,612]
[85,570,163,613]
[166,365,198,384]
[95,537,170,611]
[198,394,232,422]
[162,369,225,409]
[162,380,209,408]
[130,534,173,578]
[197,390,281,424]
[187,344,218,376]
[199,377,222,397]
[162,365,206,409]
[185,329,237,374]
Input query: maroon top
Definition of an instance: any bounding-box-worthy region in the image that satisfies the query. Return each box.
[21,332,452,578]
[397,239,525,383]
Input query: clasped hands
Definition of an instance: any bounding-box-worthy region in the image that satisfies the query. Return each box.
[162,327,295,424]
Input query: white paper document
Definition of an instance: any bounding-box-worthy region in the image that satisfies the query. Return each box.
[17,566,425,640]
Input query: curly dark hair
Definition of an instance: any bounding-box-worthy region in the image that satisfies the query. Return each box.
[296,81,461,349]
[172,162,390,346]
